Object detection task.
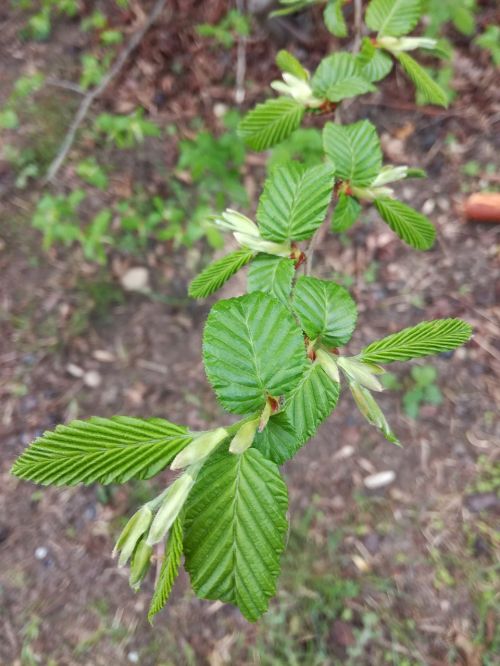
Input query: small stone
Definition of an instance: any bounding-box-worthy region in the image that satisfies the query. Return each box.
[363,470,396,490]
[120,267,150,292]
[66,363,84,378]
[213,102,228,118]
[83,370,102,388]
[92,349,116,363]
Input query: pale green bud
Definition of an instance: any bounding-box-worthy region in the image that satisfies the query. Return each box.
[147,463,201,546]
[170,427,228,470]
[349,382,400,446]
[229,418,260,455]
[378,36,437,54]
[233,232,292,257]
[351,186,395,202]
[212,209,260,237]
[113,504,153,567]
[316,349,340,383]
[337,357,384,392]
[371,166,408,187]
[129,539,153,591]
[258,400,273,433]
[271,73,322,108]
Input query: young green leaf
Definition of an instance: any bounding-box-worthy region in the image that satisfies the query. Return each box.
[253,411,300,464]
[357,38,394,82]
[324,0,348,38]
[396,52,449,107]
[374,198,436,250]
[148,516,184,623]
[257,163,335,242]
[365,0,423,37]
[360,319,472,364]
[184,448,288,622]
[332,193,362,232]
[247,254,295,306]
[323,120,382,186]
[275,49,308,81]
[349,382,400,445]
[293,276,358,346]
[203,292,308,414]
[311,53,375,103]
[238,98,305,151]
[285,360,340,442]
[189,248,255,299]
[11,417,191,486]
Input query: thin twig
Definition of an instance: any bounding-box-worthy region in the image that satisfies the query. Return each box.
[353,0,363,53]
[234,0,247,105]
[44,0,169,184]
[307,1,363,269]
[45,78,85,95]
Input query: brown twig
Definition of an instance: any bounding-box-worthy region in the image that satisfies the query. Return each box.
[235,0,247,105]
[44,0,169,184]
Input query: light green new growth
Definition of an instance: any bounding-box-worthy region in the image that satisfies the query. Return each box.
[11,0,472,624]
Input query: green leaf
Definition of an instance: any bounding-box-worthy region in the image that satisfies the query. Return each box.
[148,515,184,623]
[293,276,358,347]
[253,411,300,464]
[238,98,305,151]
[275,49,308,81]
[396,52,448,107]
[257,163,335,242]
[247,254,295,306]
[360,319,472,364]
[349,382,400,444]
[203,292,308,414]
[184,448,288,622]
[324,0,347,38]
[285,361,340,442]
[11,417,191,486]
[357,38,394,82]
[311,53,375,102]
[323,120,382,187]
[374,198,436,250]
[365,0,422,37]
[189,248,254,299]
[332,193,362,232]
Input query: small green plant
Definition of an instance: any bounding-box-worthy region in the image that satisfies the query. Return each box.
[474,25,500,67]
[423,0,477,38]
[196,9,251,48]
[94,110,161,148]
[76,157,109,190]
[12,0,473,625]
[383,365,444,418]
[402,365,443,418]
[31,191,86,250]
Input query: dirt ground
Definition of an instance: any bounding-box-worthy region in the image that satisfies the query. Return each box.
[0,1,499,665]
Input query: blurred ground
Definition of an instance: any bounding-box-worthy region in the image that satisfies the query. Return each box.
[0,1,499,665]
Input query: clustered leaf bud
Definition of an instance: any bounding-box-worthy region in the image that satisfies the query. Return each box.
[337,356,385,392]
[147,463,202,546]
[316,348,340,383]
[229,417,260,454]
[113,504,153,567]
[270,72,323,108]
[170,427,228,470]
[129,539,153,591]
[350,382,400,446]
